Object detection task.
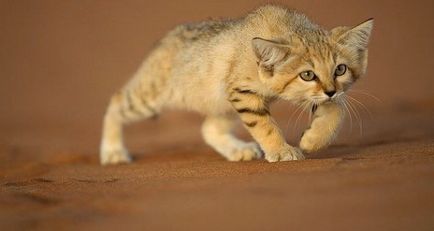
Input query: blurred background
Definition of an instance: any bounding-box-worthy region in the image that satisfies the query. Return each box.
[0,1,433,230]
[0,0,433,153]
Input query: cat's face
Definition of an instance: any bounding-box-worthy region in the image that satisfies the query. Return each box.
[253,19,373,106]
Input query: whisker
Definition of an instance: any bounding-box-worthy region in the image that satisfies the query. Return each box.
[342,98,353,133]
[347,95,373,120]
[308,103,314,122]
[285,102,305,138]
[346,98,363,135]
[349,89,382,103]
[294,101,310,134]
[336,92,345,97]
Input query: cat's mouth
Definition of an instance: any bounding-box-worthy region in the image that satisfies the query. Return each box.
[309,97,330,105]
[309,93,343,107]
[311,104,318,113]
[309,99,334,113]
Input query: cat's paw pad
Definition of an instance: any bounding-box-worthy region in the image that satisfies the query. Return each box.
[265,145,305,162]
[100,149,132,165]
[227,142,262,161]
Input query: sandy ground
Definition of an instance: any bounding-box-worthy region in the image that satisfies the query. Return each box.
[1,0,434,230]
[1,106,434,231]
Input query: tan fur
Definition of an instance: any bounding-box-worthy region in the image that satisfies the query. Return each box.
[100,5,373,165]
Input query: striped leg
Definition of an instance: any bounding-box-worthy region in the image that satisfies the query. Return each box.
[201,116,262,161]
[100,89,158,165]
[228,87,305,162]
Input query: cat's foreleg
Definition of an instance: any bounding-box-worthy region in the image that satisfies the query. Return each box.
[299,102,345,152]
[228,89,305,162]
[237,110,305,162]
[201,116,262,161]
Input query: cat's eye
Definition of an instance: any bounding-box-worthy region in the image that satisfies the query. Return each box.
[299,70,316,81]
[335,64,347,77]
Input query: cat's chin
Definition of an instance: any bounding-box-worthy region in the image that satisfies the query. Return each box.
[309,96,341,105]
[306,99,329,106]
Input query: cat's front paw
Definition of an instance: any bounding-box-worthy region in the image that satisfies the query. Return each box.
[100,148,132,165]
[265,145,305,162]
[299,132,330,153]
[227,142,262,161]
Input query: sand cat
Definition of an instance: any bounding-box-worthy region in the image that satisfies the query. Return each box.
[100,5,373,165]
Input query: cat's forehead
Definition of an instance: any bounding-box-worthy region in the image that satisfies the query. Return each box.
[301,40,337,67]
[292,32,337,59]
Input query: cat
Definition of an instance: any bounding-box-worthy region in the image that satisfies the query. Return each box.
[100,4,373,165]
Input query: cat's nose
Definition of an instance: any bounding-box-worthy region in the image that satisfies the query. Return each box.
[325,90,336,98]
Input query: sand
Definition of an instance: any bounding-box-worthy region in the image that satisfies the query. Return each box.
[1,106,433,231]
[1,1,433,230]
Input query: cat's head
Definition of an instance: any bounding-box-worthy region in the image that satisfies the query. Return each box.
[252,19,373,106]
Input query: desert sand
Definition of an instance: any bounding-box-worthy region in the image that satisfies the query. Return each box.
[1,1,433,230]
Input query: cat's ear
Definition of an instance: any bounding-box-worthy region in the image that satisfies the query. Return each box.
[332,18,374,50]
[252,37,290,70]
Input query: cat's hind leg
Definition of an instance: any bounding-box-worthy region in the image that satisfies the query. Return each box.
[201,116,262,161]
[100,88,159,165]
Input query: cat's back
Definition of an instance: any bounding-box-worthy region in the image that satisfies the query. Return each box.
[170,20,236,43]
[145,19,239,77]
[160,19,240,80]
[156,5,319,67]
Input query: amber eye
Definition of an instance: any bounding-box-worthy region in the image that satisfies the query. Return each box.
[335,64,347,77]
[299,70,316,81]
